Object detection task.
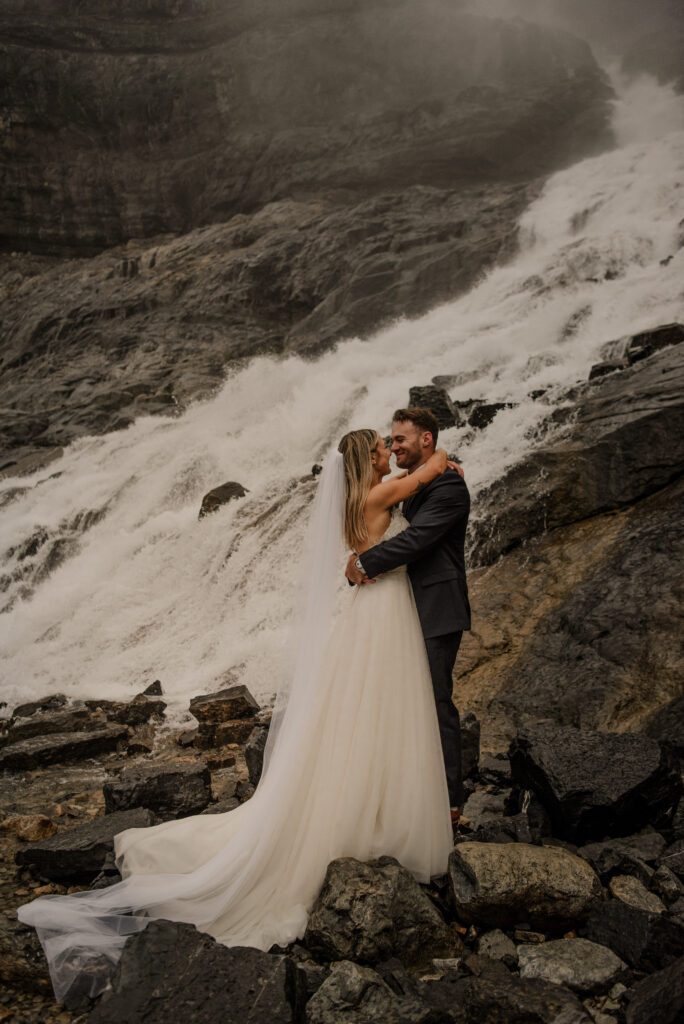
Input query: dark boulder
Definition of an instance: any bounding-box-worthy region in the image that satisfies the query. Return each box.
[625,953,684,1024]
[0,724,129,772]
[103,762,212,820]
[583,899,684,973]
[15,808,158,882]
[644,696,684,757]
[304,856,460,967]
[407,386,460,429]
[84,693,166,727]
[11,694,67,719]
[87,920,306,1023]
[194,719,256,749]
[588,359,627,380]
[468,402,514,430]
[198,482,248,520]
[577,832,667,883]
[189,685,260,724]
[509,724,682,844]
[305,960,438,1024]
[625,322,684,364]
[420,969,593,1024]
[141,680,163,696]
[660,839,684,880]
[460,711,480,781]
[0,704,108,747]
[245,726,268,787]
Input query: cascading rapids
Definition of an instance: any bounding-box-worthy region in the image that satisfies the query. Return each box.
[1,73,683,718]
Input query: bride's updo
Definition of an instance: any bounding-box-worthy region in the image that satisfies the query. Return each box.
[338,428,379,551]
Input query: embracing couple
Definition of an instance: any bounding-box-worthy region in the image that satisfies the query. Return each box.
[18,406,470,1005]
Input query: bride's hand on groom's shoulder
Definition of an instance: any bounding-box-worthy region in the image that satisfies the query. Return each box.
[447,460,464,478]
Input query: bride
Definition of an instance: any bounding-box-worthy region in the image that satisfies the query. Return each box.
[18,429,454,1003]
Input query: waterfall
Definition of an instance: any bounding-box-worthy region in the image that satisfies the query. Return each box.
[1,73,683,721]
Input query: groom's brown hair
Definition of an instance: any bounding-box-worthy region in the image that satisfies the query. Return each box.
[392,407,439,446]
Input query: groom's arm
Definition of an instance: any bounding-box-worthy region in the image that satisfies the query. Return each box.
[354,472,469,580]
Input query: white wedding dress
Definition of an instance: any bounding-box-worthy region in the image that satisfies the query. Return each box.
[18,509,453,1001]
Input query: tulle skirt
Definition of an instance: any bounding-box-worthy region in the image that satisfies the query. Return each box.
[18,567,452,1001]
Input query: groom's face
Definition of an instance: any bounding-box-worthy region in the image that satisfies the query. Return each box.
[391,420,433,470]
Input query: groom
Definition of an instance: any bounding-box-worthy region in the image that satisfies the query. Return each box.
[345,407,471,823]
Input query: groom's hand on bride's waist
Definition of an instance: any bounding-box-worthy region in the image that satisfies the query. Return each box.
[345,552,375,586]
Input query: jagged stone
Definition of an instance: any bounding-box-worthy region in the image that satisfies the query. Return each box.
[645,695,684,757]
[245,726,268,787]
[419,968,592,1024]
[609,875,666,914]
[583,899,684,972]
[84,693,166,727]
[305,960,435,1024]
[189,685,260,724]
[194,718,256,749]
[103,762,212,820]
[588,359,626,380]
[468,402,515,430]
[660,839,684,879]
[407,386,459,429]
[625,953,684,1024]
[578,832,666,882]
[304,856,460,967]
[15,808,157,882]
[509,724,682,843]
[0,704,108,747]
[518,938,628,995]
[0,725,128,772]
[476,929,518,966]
[460,711,480,781]
[626,323,684,364]
[448,841,600,929]
[141,680,163,696]
[11,694,67,719]
[87,920,306,1023]
[198,482,248,520]
[651,864,684,904]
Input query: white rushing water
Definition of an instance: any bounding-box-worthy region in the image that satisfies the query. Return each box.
[1,74,683,720]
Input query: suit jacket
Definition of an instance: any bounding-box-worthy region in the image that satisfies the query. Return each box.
[360,469,471,639]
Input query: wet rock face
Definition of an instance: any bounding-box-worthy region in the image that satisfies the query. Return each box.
[509,724,682,844]
[0,3,610,256]
[102,762,212,821]
[304,856,460,967]
[470,339,684,567]
[87,920,306,1024]
[15,807,157,882]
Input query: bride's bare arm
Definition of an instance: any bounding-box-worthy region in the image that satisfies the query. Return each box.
[366,450,448,512]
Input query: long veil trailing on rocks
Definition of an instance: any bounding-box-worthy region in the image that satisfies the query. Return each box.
[18,450,348,1002]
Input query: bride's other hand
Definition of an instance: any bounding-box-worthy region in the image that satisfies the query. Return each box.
[345,551,375,585]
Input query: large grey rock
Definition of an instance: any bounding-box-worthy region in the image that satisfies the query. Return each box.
[87,920,306,1023]
[304,856,460,968]
[625,953,684,1024]
[583,899,684,972]
[517,937,628,995]
[305,960,435,1024]
[15,808,157,882]
[509,724,682,843]
[407,386,459,429]
[476,929,517,966]
[103,762,212,820]
[448,841,600,929]
[0,724,129,772]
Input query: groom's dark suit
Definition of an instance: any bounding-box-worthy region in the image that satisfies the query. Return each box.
[359,469,470,806]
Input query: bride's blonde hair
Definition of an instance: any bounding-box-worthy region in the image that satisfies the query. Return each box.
[337,428,379,551]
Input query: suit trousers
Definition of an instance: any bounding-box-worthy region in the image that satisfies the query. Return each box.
[424,631,464,807]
